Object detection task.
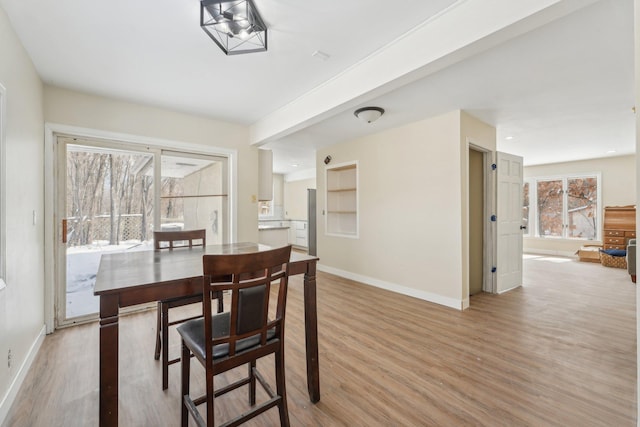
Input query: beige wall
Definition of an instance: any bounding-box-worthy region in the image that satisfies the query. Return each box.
[43,86,257,242]
[0,7,45,421]
[316,110,495,308]
[524,155,636,255]
[284,178,316,220]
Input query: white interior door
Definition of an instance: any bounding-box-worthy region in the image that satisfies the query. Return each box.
[496,151,524,293]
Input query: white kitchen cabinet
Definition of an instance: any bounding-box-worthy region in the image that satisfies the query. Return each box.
[288,220,308,248]
[259,226,289,247]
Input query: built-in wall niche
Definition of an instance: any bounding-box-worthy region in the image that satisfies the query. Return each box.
[325,161,358,237]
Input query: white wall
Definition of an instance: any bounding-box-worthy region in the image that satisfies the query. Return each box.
[43,86,258,243]
[0,7,45,422]
[284,178,316,220]
[524,155,636,255]
[316,110,495,309]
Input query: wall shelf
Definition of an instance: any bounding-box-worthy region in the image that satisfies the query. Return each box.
[326,162,358,237]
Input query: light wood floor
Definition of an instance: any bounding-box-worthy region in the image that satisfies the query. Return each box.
[2,255,637,426]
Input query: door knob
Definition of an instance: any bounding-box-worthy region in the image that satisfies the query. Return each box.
[520,225,527,230]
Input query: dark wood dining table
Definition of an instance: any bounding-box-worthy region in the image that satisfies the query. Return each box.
[94,242,320,427]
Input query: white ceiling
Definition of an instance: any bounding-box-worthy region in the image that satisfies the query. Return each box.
[0,0,635,175]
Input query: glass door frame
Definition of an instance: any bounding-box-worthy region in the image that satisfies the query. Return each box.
[47,127,237,331]
[56,136,161,327]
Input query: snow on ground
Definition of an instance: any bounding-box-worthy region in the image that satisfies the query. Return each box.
[66,240,153,318]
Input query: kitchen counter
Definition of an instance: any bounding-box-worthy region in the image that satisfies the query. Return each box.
[258,225,290,247]
[258,219,308,248]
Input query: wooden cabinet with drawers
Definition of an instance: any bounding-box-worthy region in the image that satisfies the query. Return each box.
[603,206,636,250]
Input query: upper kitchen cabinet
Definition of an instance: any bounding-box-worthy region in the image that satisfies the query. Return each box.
[258,149,273,201]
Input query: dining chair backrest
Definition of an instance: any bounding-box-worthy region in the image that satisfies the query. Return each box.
[201,245,292,363]
[154,229,206,251]
[153,228,217,390]
[176,245,293,426]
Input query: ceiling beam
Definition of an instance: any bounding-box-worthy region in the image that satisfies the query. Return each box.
[249,0,599,146]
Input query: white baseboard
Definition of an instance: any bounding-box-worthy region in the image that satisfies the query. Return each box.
[317,264,464,310]
[497,284,523,294]
[0,324,46,425]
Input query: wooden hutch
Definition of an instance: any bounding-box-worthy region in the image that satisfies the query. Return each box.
[603,205,636,250]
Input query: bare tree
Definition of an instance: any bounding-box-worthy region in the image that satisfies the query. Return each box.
[66,151,107,246]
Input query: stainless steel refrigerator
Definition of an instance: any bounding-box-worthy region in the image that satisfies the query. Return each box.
[307,189,317,256]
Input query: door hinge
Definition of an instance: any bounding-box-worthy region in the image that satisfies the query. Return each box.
[491,266,497,273]
[491,163,497,171]
[490,215,497,222]
[62,219,67,244]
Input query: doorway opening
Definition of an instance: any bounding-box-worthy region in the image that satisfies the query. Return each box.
[469,147,485,296]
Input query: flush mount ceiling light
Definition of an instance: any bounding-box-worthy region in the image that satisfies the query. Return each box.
[354,106,385,124]
[200,0,267,55]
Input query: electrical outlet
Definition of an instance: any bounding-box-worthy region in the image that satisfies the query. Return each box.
[7,349,11,368]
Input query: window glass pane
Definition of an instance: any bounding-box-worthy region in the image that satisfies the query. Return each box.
[65,144,154,319]
[522,182,530,236]
[537,180,563,237]
[160,154,228,245]
[566,177,597,239]
[258,201,273,216]
[258,183,275,218]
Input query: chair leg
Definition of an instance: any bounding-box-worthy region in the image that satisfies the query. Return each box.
[206,362,215,427]
[275,349,290,427]
[248,361,256,406]
[217,291,224,313]
[162,302,170,390]
[180,341,190,427]
[154,301,162,360]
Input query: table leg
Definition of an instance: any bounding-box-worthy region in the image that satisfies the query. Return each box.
[162,302,169,390]
[99,294,120,427]
[303,262,320,403]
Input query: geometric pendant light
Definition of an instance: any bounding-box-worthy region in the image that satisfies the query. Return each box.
[200,0,268,55]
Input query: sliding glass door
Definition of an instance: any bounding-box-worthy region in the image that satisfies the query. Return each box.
[160,152,229,245]
[59,139,155,323]
[56,137,229,326]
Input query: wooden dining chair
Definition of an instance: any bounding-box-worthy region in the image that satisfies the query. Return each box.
[177,245,292,427]
[153,229,224,390]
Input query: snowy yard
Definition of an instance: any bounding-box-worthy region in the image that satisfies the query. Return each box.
[66,240,153,318]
